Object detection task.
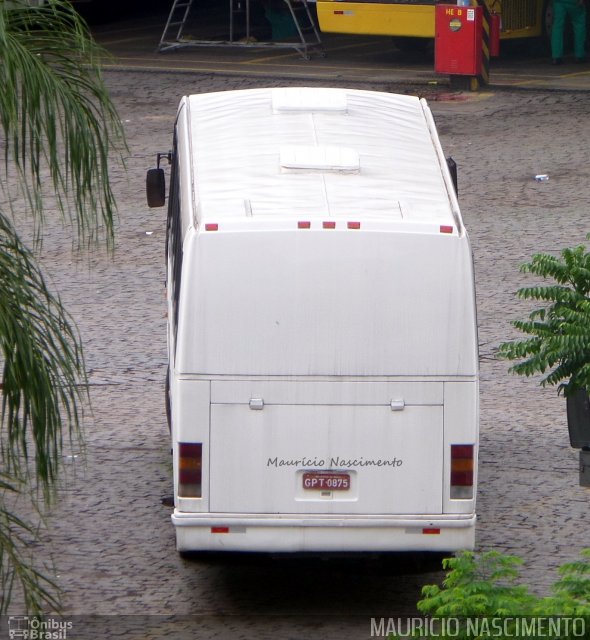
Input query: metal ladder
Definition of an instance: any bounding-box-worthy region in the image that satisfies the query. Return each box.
[157,0,324,60]
[158,0,194,49]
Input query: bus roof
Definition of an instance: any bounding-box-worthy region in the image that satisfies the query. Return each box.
[182,87,463,232]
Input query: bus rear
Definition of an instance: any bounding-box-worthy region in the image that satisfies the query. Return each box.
[171,219,478,553]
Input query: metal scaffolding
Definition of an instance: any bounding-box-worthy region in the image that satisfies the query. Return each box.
[158,0,324,60]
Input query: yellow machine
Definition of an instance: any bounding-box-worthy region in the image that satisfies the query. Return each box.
[316,0,545,41]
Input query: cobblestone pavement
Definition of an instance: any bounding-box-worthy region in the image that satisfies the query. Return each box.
[10,73,590,638]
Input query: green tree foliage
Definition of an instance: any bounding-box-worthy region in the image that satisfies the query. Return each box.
[0,0,125,613]
[497,242,590,397]
[393,550,590,640]
[418,551,535,618]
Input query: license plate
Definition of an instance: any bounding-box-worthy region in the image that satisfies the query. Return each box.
[302,471,351,491]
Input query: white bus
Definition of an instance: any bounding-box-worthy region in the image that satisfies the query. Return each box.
[147,87,479,554]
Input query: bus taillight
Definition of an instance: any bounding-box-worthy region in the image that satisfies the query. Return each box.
[450,444,474,499]
[179,442,202,497]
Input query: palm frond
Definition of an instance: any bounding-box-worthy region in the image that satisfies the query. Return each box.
[0,212,86,489]
[0,489,61,615]
[0,0,126,614]
[0,0,126,247]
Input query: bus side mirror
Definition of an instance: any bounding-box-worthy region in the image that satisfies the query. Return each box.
[147,151,172,208]
[146,167,166,208]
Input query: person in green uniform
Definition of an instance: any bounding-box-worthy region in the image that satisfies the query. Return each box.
[551,0,587,64]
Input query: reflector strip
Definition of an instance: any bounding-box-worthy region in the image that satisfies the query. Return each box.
[298,221,311,229]
[440,225,453,234]
[205,223,218,231]
[323,221,336,229]
[178,442,202,498]
[348,222,361,229]
[422,528,441,535]
[211,527,230,534]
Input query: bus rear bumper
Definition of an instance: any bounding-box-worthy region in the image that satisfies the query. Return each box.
[172,512,476,553]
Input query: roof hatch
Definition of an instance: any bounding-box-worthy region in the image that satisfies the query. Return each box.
[272,87,348,113]
[280,145,360,173]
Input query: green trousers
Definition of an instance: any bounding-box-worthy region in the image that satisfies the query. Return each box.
[551,0,587,59]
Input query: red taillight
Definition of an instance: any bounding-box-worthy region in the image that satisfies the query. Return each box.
[422,528,441,535]
[211,527,229,534]
[298,221,311,229]
[205,223,218,231]
[178,442,202,498]
[323,221,336,229]
[347,221,361,230]
[440,225,453,234]
[450,444,474,499]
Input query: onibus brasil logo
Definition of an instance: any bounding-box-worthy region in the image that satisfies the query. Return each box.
[8,616,72,640]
